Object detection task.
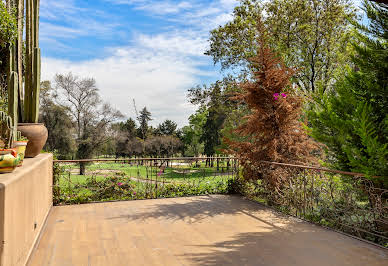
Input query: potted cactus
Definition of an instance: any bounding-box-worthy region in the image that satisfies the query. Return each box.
[0,111,20,173]
[7,0,47,158]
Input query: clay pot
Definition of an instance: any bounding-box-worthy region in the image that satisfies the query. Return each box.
[17,123,48,158]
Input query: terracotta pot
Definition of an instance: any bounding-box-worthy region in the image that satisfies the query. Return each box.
[17,123,48,158]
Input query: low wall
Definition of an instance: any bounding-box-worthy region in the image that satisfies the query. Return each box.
[0,154,53,266]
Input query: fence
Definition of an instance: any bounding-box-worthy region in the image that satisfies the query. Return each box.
[240,161,388,247]
[53,157,239,205]
[53,157,387,247]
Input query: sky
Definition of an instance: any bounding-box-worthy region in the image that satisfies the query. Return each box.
[40,0,239,127]
[40,0,362,127]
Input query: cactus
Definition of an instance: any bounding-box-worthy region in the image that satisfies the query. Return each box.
[24,0,41,123]
[0,111,14,149]
[7,70,18,141]
[5,0,41,124]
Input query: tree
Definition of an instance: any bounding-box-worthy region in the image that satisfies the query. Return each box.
[120,118,137,137]
[307,1,388,186]
[201,109,226,157]
[181,108,208,157]
[145,135,182,157]
[188,76,240,157]
[206,0,354,93]
[155,119,177,136]
[136,107,152,140]
[226,20,317,189]
[39,81,76,159]
[55,72,123,173]
[112,118,138,158]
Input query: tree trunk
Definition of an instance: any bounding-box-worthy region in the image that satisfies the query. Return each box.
[79,162,85,175]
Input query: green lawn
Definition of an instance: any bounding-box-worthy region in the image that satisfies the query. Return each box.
[54,161,237,205]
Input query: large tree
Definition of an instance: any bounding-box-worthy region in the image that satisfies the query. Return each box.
[227,19,317,189]
[55,73,123,173]
[307,1,388,186]
[206,0,354,93]
[39,81,76,159]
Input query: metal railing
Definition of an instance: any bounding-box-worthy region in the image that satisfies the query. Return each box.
[52,157,387,246]
[53,157,239,205]
[241,161,388,247]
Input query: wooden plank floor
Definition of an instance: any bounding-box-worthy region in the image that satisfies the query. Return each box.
[28,195,387,266]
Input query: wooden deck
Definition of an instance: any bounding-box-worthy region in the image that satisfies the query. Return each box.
[28,195,387,266]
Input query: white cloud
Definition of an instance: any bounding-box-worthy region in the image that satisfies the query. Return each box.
[42,33,217,127]
[40,0,238,126]
[135,31,208,57]
[134,1,193,15]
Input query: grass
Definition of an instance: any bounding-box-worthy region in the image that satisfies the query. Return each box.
[54,161,237,205]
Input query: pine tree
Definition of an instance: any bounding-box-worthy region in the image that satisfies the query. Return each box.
[137,107,152,140]
[227,19,317,189]
[307,1,388,187]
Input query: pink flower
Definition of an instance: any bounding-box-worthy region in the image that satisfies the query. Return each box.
[117,182,123,186]
[273,93,279,101]
[157,169,163,177]
[281,93,287,98]
[133,192,136,195]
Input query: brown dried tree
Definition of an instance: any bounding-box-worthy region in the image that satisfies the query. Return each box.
[226,20,317,189]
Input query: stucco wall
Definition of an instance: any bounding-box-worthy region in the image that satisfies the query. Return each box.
[0,154,53,266]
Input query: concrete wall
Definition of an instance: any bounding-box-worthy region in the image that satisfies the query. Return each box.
[0,154,53,266]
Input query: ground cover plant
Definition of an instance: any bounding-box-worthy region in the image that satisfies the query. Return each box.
[232,163,388,247]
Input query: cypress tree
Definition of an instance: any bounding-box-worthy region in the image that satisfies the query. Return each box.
[308,1,388,187]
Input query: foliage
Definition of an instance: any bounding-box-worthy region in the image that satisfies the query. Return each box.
[226,20,317,189]
[201,109,226,156]
[155,119,177,136]
[53,162,235,205]
[144,135,182,157]
[307,1,388,186]
[54,73,123,168]
[0,1,16,48]
[188,76,241,156]
[111,115,182,158]
[40,81,76,159]
[136,106,152,140]
[206,0,354,93]
[180,108,207,156]
[0,1,16,103]
[236,165,387,247]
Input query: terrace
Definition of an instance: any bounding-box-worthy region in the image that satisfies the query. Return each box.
[28,195,387,266]
[2,156,386,265]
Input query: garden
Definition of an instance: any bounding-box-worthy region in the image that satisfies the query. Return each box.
[53,157,239,205]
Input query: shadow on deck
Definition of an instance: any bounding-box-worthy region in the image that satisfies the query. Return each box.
[28,195,387,266]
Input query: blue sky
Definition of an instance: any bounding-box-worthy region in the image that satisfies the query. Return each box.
[40,0,361,127]
[40,0,238,127]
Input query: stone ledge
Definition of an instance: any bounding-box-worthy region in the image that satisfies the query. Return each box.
[0,153,53,266]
